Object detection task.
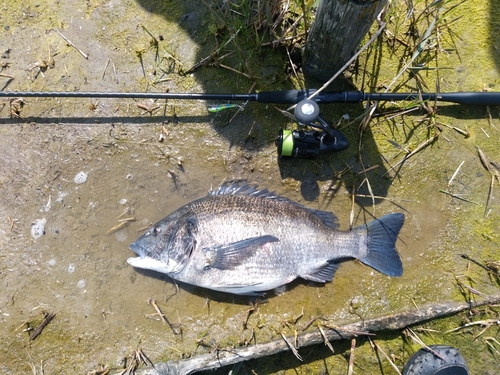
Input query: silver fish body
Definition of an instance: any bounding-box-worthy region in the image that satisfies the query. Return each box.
[128,182,404,295]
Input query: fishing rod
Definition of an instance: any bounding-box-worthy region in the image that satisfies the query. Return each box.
[1,89,500,105]
[2,89,498,159]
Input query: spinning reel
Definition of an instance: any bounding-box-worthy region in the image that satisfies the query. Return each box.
[275,100,349,159]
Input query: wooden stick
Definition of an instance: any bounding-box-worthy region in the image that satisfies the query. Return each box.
[448,161,465,186]
[280,331,302,361]
[109,293,500,375]
[439,189,478,205]
[148,299,168,325]
[52,29,89,59]
[29,312,55,341]
[347,338,356,375]
[372,341,402,375]
[383,134,439,176]
[102,59,110,80]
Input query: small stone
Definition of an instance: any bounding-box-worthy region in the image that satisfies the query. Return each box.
[31,218,46,240]
[74,171,88,184]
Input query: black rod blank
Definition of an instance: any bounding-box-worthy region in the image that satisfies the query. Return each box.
[0,90,499,106]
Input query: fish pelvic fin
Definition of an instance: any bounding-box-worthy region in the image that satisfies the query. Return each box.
[359,213,404,277]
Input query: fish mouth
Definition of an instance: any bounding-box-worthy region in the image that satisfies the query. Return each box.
[129,242,146,257]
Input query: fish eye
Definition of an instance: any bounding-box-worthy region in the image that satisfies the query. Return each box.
[152,226,162,236]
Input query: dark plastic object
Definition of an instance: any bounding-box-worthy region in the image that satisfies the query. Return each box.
[402,345,469,375]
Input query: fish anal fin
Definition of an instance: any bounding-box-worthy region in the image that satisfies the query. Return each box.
[302,262,340,283]
[204,235,279,270]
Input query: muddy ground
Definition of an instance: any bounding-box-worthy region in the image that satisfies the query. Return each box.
[1,0,499,374]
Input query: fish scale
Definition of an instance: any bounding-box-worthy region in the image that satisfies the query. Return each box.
[127,182,404,295]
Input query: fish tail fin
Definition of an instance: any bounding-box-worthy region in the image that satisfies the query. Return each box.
[359,213,404,277]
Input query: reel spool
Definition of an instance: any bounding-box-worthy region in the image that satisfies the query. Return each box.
[276,100,349,159]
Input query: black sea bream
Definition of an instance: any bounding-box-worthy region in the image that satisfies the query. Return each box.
[128,182,404,295]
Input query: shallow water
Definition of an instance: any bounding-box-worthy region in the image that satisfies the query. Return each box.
[0,0,499,374]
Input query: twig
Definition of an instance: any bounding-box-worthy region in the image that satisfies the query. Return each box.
[0,72,14,79]
[279,332,302,361]
[285,46,301,87]
[439,190,478,205]
[317,324,335,354]
[183,29,241,75]
[347,338,356,375]
[372,340,402,375]
[446,319,500,334]
[454,275,490,298]
[460,254,495,275]
[105,217,135,235]
[29,312,55,341]
[359,177,376,215]
[484,337,500,354]
[349,185,355,230]
[481,127,490,138]
[486,106,498,130]
[300,316,317,331]
[52,29,89,59]
[135,348,156,369]
[13,319,30,333]
[476,147,500,215]
[24,348,37,375]
[436,122,470,138]
[112,62,118,84]
[383,134,439,176]
[261,33,306,47]
[384,8,442,91]
[477,147,492,173]
[485,175,494,216]
[216,63,254,79]
[448,161,465,186]
[148,299,168,325]
[492,161,500,180]
[355,194,413,203]
[404,328,444,360]
[102,59,110,80]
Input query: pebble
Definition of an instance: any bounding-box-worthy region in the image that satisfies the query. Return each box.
[31,218,46,240]
[74,171,88,184]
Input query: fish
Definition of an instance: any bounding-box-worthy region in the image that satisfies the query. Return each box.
[127,181,404,295]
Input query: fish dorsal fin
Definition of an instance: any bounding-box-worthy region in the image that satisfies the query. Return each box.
[203,235,279,270]
[302,262,340,283]
[209,181,279,199]
[210,181,339,229]
[310,210,339,229]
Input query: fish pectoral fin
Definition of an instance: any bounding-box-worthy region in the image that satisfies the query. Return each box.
[302,262,340,283]
[203,235,279,270]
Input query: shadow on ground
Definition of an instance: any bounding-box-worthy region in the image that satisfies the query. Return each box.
[131,0,398,201]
